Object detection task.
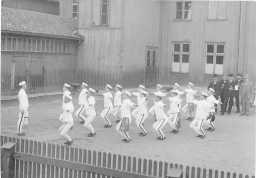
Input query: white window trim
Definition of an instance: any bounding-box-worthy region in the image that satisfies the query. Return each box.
[175,1,192,21]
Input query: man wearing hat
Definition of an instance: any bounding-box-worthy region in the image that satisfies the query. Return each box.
[75,82,88,124]
[83,88,97,137]
[208,74,221,112]
[100,84,113,128]
[113,84,123,123]
[59,83,74,145]
[240,74,253,116]
[184,82,197,120]
[219,75,230,115]
[233,74,243,113]
[227,74,235,114]
[17,81,29,136]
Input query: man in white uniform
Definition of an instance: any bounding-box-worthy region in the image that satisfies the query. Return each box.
[112,84,122,123]
[17,81,29,136]
[84,88,97,137]
[149,91,168,140]
[100,84,113,128]
[59,83,74,145]
[75,82,88,124]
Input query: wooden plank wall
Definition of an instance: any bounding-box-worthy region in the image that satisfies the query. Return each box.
[1,135,255,178]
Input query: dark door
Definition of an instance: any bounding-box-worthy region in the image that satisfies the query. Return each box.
[145,47,158,87]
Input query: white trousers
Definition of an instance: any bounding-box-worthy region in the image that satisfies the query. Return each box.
[17,109,29,134]
[167,113,179,131]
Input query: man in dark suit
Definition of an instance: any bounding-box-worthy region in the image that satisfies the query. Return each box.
[233,74,243,113]
[208,74,221,112]
[227,74,235,114]
[220,75,230,115]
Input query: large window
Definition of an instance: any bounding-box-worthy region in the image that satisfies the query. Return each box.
[205,43,225,75]
[72,0,79,19]
[208,1,227,20]
[176,1,192,20]
[172,42,190,73]
[100,0,110,25]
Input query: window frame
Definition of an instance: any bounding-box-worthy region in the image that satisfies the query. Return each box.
[72,0,79,19]
[100,0,110,26]
[207,1,227,21]
[171,41,191,73]
[175,1,192,21]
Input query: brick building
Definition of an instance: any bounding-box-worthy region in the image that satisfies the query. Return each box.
[1,0,256,95]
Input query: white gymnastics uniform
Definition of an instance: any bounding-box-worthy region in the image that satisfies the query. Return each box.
[84,96,96,134]
[149,101,168,139]
[190,99,209,136]
[205,95,220,129]
[17,88,29,134]
[59,90,74,139]
[167,96,182,131]
[184,88,197,119]
[112,90,122,117]
[116,98,134,139]
[100,91,113,126]
[132,94,148,134]
[75,88,88,121]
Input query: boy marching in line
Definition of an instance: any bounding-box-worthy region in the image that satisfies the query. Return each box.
[189,92,209,138]
[113,84,123,123]
[167,89,182,133]
[132,89,149,136]
[116,91,135,143]
[17,81,29,136]
[75,82,88,124]
[184,82,197,120]
[59,83,74,145]
[100,84,113,128]
[149,91,168,140]
[83,88,97,137]
[205,88,221,131]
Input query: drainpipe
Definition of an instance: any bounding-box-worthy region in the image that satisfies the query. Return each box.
[119,0,125,83]
[236,1,242,75]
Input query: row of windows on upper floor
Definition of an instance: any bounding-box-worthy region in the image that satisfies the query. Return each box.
[1,35,77,54]
[72,0,227,24]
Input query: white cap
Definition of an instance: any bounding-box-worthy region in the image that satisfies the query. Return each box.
[202,92,208,97]
[106,84,112,90]
[115,84,122,89]
[138,85,146,90]
[170,89,179,94]
[82,82,88,87]
[188,82,194,87]
[154,91,166,97]
[156,84,163,89]
[174,83,180,88]
[64,83,71,88]
[123,90,132,97]
[89,88,96,93]
[140,90,148,96]
[19,81,26,86]
[209,88,215,93]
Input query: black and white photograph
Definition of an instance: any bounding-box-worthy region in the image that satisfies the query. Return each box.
[0,0,255,177]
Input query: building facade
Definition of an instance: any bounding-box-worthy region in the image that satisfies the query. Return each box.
[1,0,256,95]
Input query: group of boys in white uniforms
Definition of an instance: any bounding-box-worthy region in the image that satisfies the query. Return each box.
[16,80,221,145]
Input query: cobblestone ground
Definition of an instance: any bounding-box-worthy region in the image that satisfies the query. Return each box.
[1,94,255,175]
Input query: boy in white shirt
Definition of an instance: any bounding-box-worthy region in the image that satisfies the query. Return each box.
[75,82,88,124]
[149,91,168,140]
[59,83,74,145]
[116,91,135,142]
[100,84,113,128]
[132,89,149,136]
[189,92,209,138]
[184,82,197,120]
[84,88,97,137]
[167,90,182,133]
[112,84,123,123]
[17,81,29,136]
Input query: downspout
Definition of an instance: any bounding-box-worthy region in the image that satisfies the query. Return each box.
[236,1,242,75]
[119,0,125,83]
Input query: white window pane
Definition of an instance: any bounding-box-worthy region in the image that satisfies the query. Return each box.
[217,2,227,19]
[215,64,223,74]
[93,0,101,25]
[172,63,180,72]
[208,1,217,19]
[181,63,189,73]
[205,64,214,74]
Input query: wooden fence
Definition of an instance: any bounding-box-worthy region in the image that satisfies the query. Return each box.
[1,135,255,178]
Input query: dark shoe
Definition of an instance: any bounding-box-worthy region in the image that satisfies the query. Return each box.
[104,125,109,128]
[88,133,96,137]
[139,132,147,136]
[115,120,120,123]
[80,120,85,124]
[171,130,179,134]
[64,140,73,146]
[160,136,166,140]
[124,139,131,143]
[157,136,162,140]
[17,132,25,136]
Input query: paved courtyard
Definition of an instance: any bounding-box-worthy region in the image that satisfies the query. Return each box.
[1,94,255,175]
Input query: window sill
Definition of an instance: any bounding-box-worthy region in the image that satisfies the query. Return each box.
[207,18,228,22]
[173,19,192,22]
